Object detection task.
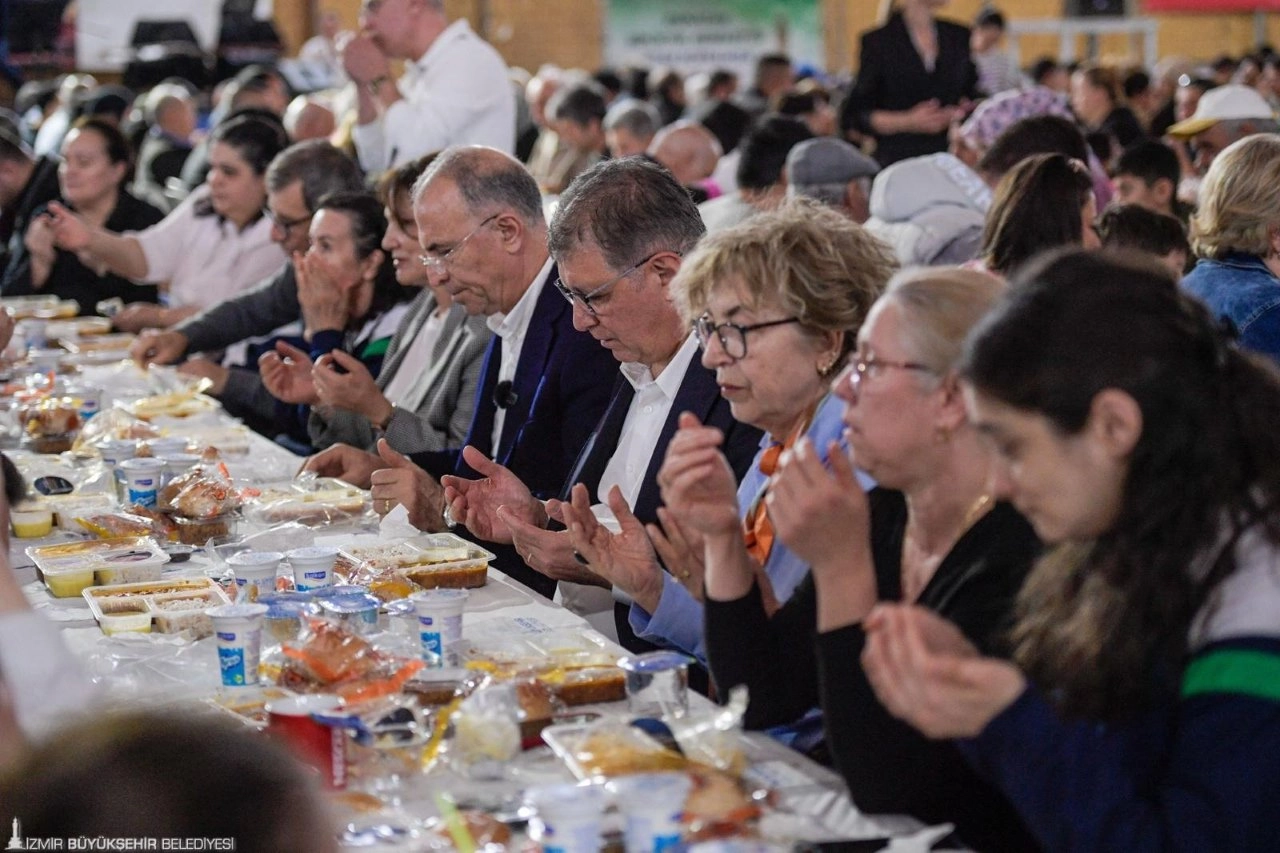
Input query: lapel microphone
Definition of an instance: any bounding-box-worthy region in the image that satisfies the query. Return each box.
[493,380,519,409]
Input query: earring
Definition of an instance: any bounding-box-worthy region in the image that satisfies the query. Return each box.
[817,356,839,377]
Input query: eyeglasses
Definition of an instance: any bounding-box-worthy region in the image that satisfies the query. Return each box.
[553,252,664,317]
[844,355,934,396]
[694,314,800,360]
[267,208,311,233]
[418,213,499,275]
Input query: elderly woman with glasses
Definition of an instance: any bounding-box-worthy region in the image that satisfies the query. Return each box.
[656,266,1042,850]
[562,199,892,663]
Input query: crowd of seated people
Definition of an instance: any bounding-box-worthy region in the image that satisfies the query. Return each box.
[1,0,1279,848]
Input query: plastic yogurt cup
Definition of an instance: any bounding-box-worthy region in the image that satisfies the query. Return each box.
[410,589,469,667]
[226,551,284,602]
[607,772,693,853]
[208,603,269,689]
[287,546,339,592]
[118,458,166,508]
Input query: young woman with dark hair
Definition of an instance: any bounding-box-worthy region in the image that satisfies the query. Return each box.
[258,190,413,449]
[978,152,1098,277]
[862,248,1280,851]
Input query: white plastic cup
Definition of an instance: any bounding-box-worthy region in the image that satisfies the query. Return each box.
[287,546,339,592]
[608,772,692,853]
[67,384,103,420]
[149,436,191,457]
[619,651,693,719]
[227,551,284,602]
[99,439,138,467]
[118,458,166,508]
[527,783,606,853]
[27,347,62,372]
[410,589,469,667]
[159,453,202,487]
[208,603,269,689]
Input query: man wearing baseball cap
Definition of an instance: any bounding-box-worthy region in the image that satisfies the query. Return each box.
[1166,83,1279,175]
[785,137,880,223]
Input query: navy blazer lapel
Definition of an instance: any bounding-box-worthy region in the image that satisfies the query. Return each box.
[559,374,632,503]
[632,357,722,524]
[495,264,560,462]
[465,335,502,458]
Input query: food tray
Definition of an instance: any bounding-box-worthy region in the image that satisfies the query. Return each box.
[83,577,231,636]
[48,317,112,340]
[121,392,219,421]
[245,478,371,526]
[62,333,135,354]
[1,296,78,319]
[343,534,494,591]
[205,686,297,729]
[29,536,170,597]
[541,720,688,781]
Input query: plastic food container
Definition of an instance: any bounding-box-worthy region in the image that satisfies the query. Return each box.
[172,512,236,546]
[95,600,153,636]
[83,577,232,636]
[29,536,170,596]
[10,506,54,538]
[316,593,381,636]
[259,592,317,643]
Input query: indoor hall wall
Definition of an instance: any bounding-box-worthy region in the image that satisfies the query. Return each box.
[286,0,1280,77]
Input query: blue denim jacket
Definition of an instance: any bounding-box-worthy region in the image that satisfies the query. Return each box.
[1182,254,1280,364]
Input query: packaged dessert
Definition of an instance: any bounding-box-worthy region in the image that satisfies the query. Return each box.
[20,396,81,453]
[277,621,423,704]
[343,535,493,592]
[542,720,688,780]
[76,506,178,541]
[245,478,371,528]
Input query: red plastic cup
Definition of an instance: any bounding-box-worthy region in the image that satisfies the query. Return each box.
[265,694,347,789]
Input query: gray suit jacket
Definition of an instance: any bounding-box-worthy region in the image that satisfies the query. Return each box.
[307,288,492,454]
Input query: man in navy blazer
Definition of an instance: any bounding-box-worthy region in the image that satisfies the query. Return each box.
[305,146,616,596]
[438,158,762,647]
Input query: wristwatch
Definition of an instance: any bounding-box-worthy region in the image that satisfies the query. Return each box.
[367,75,391,96]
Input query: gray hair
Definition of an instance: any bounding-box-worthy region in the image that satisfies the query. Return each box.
[879,267,1006,376]
[789,177,871,208]
[413,145,544,227]
[1218,117,1280,142]
[264,140,365,213]
[603,101,661,140]
[549,157,704,270]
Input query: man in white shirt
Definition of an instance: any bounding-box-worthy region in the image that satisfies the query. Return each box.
[343,0,516,174]
[437,158,762,645]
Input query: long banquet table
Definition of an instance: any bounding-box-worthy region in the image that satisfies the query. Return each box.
[7,359,935,851]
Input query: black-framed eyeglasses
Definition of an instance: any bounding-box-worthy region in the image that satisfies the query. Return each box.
[844,355,934,395]
[553,251,665,317]
[418,213,499,274]
[267,208,311,233]
[694,314,800,360]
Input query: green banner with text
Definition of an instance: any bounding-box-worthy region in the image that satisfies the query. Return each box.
[604,0,824,83]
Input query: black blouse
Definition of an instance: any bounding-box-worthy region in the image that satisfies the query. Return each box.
[705,488,1042,852]
[2,189,165,311]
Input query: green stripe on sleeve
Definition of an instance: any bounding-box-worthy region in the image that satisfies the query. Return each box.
[360,337,391,359]
[1181,649,1280,702]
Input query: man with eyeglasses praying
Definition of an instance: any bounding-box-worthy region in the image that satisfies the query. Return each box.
[344,0,515,174]
[304,146,615,597]
[436,158,762,650]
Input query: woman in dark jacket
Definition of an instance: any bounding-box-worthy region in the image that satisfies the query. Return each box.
[840,0,980,167]
[3,117,163,310]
